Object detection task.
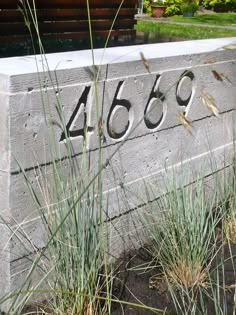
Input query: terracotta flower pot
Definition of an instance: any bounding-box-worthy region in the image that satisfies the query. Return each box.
[151,5,167,18]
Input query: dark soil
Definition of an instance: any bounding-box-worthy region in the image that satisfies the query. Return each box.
[111,244,236,315]
[111,248,174,315]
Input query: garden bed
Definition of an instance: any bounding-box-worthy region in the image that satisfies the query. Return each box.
[112,243,236,314]
[20,240,236,315]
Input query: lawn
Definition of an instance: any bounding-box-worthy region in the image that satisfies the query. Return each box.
[136,20,236,40]
[169,12,236,25]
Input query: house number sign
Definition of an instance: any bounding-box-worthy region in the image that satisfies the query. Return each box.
[60,71,194,143]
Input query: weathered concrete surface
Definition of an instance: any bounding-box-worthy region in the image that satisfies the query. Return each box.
[0,37,236,310]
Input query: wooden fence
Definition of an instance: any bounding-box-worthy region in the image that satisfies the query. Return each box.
[0,0,138,43]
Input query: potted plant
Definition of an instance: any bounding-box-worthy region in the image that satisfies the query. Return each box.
[181,0,199,16]
[151,0,167,17]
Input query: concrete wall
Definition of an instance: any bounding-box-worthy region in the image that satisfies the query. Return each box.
[0,37,236,308]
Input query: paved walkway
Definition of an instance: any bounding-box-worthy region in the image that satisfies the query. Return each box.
[135,14,236,31]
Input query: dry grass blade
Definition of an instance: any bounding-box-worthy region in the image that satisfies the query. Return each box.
[204,58,217,64]
[224,215,236,243]
[223,42,236,50]
[200,89,219,117]
[212,70,224,81]
[212,70,232,83]
[166,259,208,289]
[140,52,151,74]
[177,112,192,130]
